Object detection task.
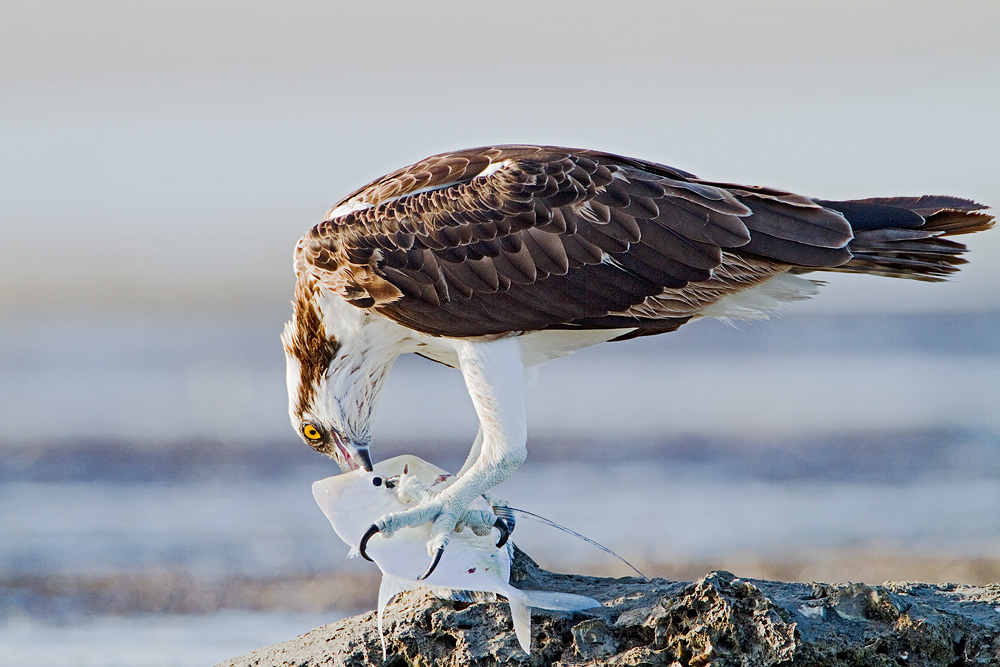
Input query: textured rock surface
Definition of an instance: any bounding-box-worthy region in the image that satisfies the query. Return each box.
[218,550,1000,667]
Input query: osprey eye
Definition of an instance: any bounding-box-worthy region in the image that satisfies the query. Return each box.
[301,423,323,441]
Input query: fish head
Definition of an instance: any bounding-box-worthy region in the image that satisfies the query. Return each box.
[312,454,450,549]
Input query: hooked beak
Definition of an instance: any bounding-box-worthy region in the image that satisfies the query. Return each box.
[330,433,373,472]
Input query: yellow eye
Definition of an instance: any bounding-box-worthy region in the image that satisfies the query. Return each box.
[302,423,323,441]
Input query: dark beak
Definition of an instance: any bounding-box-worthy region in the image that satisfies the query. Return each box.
[329,432,374,472]
[353,444,373,472]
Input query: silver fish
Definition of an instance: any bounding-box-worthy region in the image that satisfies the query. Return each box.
[312,454,601,656]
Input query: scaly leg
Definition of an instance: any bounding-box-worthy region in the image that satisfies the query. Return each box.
[449,427,514,537]
[449,427,513,534]
[456,428,484,478]
[362,337,527,578]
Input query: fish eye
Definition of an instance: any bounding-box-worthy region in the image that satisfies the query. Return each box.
[301,422,323,441]
[371,476,383,487]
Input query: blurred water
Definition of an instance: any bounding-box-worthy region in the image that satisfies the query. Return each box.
[1,311,997,444]
[1,308,998,665]
[2,434,999,665]
[4,458,999,582]
[0,612,340,667]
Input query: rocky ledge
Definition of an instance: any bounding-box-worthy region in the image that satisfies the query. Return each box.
[218,550,999,667]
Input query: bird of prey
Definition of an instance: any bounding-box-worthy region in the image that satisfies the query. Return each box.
[282,145,993,578]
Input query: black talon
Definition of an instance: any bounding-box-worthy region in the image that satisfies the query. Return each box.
[359,524,380,562]
[494,518,510,548]
[492,504,516,536]
[417,546,445,581]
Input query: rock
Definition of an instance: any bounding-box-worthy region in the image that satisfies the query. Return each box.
[217,549,1000,667]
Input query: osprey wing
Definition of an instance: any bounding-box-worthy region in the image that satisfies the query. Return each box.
[297,145,854,338]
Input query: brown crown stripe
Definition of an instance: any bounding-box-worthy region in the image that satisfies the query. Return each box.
[286,278,339,419]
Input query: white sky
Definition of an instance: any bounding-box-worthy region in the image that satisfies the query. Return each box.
[2,0,998,317]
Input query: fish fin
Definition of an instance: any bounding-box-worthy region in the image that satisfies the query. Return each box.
[378,574,416,660]
[430,588,498,603]
[498,542,512,582]
[516,590,602,612]
[347,545,361,560]
[508,598,532,654]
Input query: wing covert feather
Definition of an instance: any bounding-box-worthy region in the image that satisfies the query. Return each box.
[297,145,865,337]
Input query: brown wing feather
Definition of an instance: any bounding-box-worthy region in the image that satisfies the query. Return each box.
[297,145,987,338]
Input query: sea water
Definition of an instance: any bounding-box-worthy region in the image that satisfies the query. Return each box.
[1,312,998,665]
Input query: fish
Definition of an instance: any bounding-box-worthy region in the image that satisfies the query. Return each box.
[312,454,602,656]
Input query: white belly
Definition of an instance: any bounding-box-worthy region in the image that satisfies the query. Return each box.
[410,327,634,369]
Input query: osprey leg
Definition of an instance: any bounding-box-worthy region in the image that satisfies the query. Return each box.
[366,338,527,576]
[458,429,516,535]
[456,427,484,478]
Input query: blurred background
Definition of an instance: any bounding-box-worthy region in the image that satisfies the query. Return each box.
[2,1,998,664]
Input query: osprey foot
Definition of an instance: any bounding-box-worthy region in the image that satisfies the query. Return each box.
[418,514,508,580]
[358,495,509,578]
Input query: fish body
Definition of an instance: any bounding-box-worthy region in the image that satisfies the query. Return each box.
[312,454,600,655]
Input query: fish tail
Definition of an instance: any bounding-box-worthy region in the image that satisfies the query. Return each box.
[505,589,601,653]
[508,598,532,653]
[378,574,416,660]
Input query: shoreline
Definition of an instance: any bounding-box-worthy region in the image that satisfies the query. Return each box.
[215,551,1000,667]
[6,553,999,620]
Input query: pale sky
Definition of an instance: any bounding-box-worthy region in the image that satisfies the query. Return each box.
[2,0,998,318]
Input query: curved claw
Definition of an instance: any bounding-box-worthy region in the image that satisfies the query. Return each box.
[494,518,510,549]
[359,524,379,562]
[417,546,445,581]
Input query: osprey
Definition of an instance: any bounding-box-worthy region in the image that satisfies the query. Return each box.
[282,145,993,578]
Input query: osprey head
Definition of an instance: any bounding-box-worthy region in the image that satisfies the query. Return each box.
[281,281,374,473]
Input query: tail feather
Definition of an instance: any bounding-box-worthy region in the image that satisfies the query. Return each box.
[810,196,994,282]
[847,195,990,221]
[921,209,995,237]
